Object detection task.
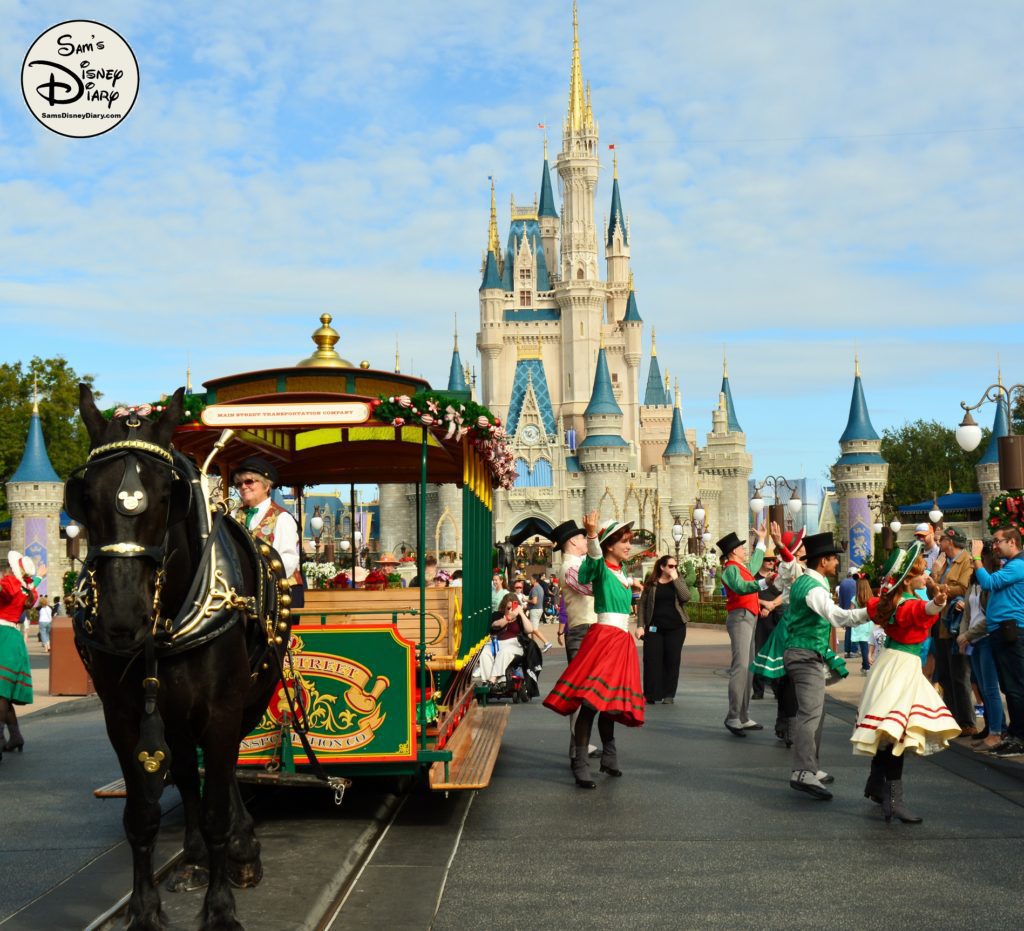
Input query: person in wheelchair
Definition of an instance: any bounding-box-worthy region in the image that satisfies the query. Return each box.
[476,594,546,696]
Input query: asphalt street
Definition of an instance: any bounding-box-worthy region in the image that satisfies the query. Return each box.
[429,650,1024,931]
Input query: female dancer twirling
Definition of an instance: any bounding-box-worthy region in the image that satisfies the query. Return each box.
[544,510,645,789]
[852,542,960,823]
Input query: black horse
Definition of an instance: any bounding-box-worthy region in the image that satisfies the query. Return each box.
[67,385,292,930]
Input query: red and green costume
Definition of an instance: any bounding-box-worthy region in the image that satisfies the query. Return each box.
[544,543,645,726]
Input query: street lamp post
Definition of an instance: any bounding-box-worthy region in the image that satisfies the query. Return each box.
[310,507,324,564]
[750,475,802,531]
[671,517,684,563]
[956,380,1024,490]
[65,522,81,608]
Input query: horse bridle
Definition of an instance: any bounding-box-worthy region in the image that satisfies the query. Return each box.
[69,439,192,637]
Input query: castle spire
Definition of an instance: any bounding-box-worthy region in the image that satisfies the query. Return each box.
[607,168,627,246]
[643,330,668,406]
[979,378,1010,465]
[487,176,500,256]
[839,367,880,442]
[394,336,400,373]
[567,1,586,133]
[447,326,468,394]
[11,393,60,483]
[720,360,743,433]
[538,149,558,219]
[584,346,621,416]
[664,379,692,457]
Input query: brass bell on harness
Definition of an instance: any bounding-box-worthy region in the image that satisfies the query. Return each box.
[279,608,290,619]
[269,558,283,573]
[274,635,283,645]
[259,544,272,557]
[278,579,290,591]
[277,622,289,632]
[279,593,292,607]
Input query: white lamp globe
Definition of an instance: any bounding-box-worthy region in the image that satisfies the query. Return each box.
[702,531,712,544]
[955,412,982,452]
[889,520,902,533]
[693,505,706,525]
[310,515,324,537]
[749,495,765,515]
[788,495,802,516]
[929,508,944,524]
[65,522,80,539]
[671,521,684,544]
[873,522,883,534]
[339,539,351,552]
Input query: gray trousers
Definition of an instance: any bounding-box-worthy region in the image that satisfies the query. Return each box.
[784,648,827,773]
[565,624,594,760]
[726,609,757,723]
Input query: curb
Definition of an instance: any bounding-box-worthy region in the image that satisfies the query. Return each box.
[22,695,102,721]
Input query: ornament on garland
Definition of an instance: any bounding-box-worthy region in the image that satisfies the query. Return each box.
[987,490,1024,533]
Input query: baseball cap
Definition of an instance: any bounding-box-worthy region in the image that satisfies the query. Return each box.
[913,522,932,537]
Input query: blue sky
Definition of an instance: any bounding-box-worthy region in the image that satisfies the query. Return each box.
[1,0,1021,499]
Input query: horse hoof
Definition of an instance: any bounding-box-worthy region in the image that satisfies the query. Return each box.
[228,859,264,889]
[126,909,169,930]
[165,863,209,892]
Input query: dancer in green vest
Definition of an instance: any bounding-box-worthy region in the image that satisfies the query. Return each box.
[785,533,878,800]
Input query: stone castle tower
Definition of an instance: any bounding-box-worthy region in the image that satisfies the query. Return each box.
[467,4,753,552]
[6,394,66,599]
[831,360,889,569]
[975,373,1010,518]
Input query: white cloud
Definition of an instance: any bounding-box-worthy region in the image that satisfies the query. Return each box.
[1,0,1022,489]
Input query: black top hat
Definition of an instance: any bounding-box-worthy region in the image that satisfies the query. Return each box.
[231,456,280,488]
[550,519,585,551]
[717,532,744,558]
[802,532,842,564]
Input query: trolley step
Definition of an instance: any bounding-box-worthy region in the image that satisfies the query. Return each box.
[428,704,510,791]
[93,778,127,798]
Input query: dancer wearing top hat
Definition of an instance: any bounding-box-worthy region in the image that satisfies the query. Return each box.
[718,523,768,737]
[544,510,644,789]
[852,542,960,823]
[230,456,304,608]
[784,533,877,800]
[0,552,46,758]
[550,518,600,768]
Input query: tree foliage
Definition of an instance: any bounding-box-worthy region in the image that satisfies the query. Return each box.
[0,357,99,520]
[880,419,986,510]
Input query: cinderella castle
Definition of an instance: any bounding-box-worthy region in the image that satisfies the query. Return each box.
[378,5,754,558]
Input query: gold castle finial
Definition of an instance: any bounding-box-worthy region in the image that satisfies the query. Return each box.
[674,378,681,409]
[855,353,860,377]
[946,472,954,495]
[453,313,459,352]
[543,128,548,161]
[296,313,352,368]
[488,177,500,256]
[664,370,670,393]
[567,1,591,133]
[613,147,618,179]
[628,269,634,291]
[723,354,729,378]
[651,326,657,357]
[394,335,400,373]
[32,375,39,414]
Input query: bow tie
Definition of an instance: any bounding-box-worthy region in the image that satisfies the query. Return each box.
[245,507,259,527]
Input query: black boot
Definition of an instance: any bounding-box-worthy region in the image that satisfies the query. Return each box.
[572,744,596,789]
[599,739,622,777]
[864,755,885,804]
[886,780,922,824]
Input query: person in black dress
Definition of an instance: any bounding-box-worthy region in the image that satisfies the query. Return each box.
[636,555,691,703]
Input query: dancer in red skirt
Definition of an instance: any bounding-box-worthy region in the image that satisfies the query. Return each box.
[544,509,644,788]
[852,542,960,823]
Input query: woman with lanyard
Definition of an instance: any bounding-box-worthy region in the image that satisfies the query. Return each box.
[0,552,46,758]
[851,542,960,823]
[544,510,644,789]
[636,554,691,704]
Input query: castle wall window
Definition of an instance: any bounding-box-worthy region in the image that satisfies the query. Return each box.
[519,267,531,282]
[519,291,530,306]
[514,457,553,488]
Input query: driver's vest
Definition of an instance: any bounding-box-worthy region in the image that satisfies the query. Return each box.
[235,502,302,587]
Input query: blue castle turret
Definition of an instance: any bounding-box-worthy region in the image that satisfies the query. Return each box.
[578,346,629,513]
[976,373,1011,515]
[447,332,469,394]
[10,401,60,483]
[720,358,743,434]
[663,383,692,458]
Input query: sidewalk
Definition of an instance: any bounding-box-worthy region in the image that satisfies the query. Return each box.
[20,625,100,720]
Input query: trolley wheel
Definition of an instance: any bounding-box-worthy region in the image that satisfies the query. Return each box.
[518,685,531,703]
[512,691,520,704]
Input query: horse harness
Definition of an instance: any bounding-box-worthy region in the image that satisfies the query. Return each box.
[68,438,292,799]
